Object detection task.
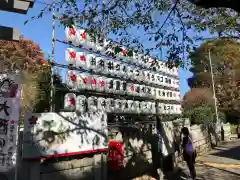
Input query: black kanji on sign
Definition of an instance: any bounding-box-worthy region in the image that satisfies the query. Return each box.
[122,82,127,91]
[0,101,10,116]
[0,119,8,135]
[141,86,146,93]
[108,80,113,89]
[107,61,114,70]
[122,65,127,72]
[151,74,155,81]
[101,100,106,107]
[135,70,140,76]
[136,86,140,93]
[115,64,120,71]
[115,81,120,90]
[99,60,105,68]
[90,58,96,66]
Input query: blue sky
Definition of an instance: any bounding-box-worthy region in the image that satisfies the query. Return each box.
[0,2,193,97]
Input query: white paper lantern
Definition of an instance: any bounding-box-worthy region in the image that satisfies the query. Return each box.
[97,76,106,92]
[105,40,115,57]
[151,102,156,114]
[96,37,105,52]
[145,86,152,97]
[144,70,151,84]
[132,51,139,65]
[150,73,156,84]
[162,76,168,87]
[172,79,179,89]
[120,81,127,95]
[85,34,96,49]
[133,84,140,96]
[140,101,148,114]
[65,48,77,66]
[164,104,171,114]
[89,75,98,91]
[106,98,115,113]
[146,57,154,68]
[134,101,140,114]
[76,51,87,69]
[77,73,89,90]
[173,67,179,76]
[75,29,87,46]
[76,95,87,112]
[151,87,157,99]
[87,96,98,112]
[65,26,77,42]
[157,103,165,114]
[113,61,121,76]
[95,56,105,73]
[126,83,135,96]
[105,60,114,75]
[119,63,128,78]
[117,46,128,61]
[176,104,182,114]
[105,78,114,93]
[64,93,76,111]
[139,85,146,97]
[159,62,165,73]
[157,75,164,86]
[168,104,174,114]
[121,100,128,113]
[161,89,167,100]
[126,66,134,80]
[66,70,77,89]
[86,54,97,71]
[97,97,107,111]
[113,80,121,94]
[134,69,141,82]
[127,100,134,113]
[115,99,122,112]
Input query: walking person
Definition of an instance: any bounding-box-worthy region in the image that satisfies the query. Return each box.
[237,125,240,139]
[181,127,197,180]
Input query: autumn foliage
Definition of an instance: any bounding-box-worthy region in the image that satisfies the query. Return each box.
[0,35,48,71]
[0,36,50,118]
[188,39,240,123]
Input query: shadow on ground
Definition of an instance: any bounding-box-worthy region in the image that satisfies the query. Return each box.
[211,145,240,161]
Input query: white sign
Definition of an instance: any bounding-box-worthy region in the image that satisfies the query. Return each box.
[0,73,21,173]
[22,112,108,159]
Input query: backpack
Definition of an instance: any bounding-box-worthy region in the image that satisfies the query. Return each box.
[185,136,194,153]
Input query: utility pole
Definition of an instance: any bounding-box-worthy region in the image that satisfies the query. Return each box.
[208,49,220,133]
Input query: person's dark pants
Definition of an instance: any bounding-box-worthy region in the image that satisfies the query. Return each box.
[183,151,196,179]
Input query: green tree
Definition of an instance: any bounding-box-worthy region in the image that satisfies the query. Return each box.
[188,39,240,123]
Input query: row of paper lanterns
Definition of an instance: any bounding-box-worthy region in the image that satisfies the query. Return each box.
[64,94,182,114]
[65,48,179,78]
[67,67,179,90]
[66,71,180,101]
[65,27,179,77]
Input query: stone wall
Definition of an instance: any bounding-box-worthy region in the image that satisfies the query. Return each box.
[17,119,232,180]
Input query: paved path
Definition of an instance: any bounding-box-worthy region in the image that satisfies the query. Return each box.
[166,139,240,180]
